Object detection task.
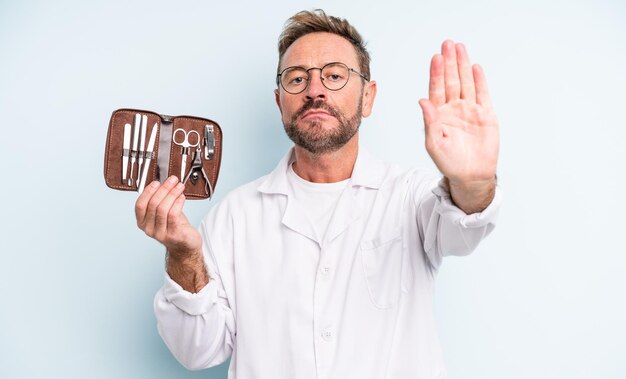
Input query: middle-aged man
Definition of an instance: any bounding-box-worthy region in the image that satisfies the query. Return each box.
[135,9,500,379]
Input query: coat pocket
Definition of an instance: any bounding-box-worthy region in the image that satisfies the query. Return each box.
[360,227,410,309]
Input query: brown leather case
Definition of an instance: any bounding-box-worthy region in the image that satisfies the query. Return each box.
[103,108,223,200]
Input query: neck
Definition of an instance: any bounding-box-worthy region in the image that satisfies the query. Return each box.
[292,135,358,183]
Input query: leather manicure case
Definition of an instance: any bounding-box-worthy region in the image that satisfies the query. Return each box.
[103,108,223,200]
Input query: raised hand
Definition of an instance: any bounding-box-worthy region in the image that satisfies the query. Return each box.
[419,40,499,213]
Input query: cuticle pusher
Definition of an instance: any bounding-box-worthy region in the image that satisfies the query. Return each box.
[136,114,148,189]
[138,123,158,194]
[128,113,141,187]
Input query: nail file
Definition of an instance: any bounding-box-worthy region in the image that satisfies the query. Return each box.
[136,114,148,188]
[204,124,215,160]
[122,123,131,184]
[138,123,158,194]
[128,113,141,186]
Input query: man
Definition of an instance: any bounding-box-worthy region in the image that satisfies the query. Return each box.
[136,9,500,379]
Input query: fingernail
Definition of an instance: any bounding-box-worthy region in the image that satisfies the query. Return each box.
[150,181,159,188]
[176,182,184,190]
[168,176,179,184]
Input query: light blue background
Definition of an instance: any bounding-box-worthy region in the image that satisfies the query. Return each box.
[1,0,625,378]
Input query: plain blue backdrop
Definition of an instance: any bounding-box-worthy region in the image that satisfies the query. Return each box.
[1,0,625,378]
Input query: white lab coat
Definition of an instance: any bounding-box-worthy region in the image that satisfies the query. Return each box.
[154,148,501,379]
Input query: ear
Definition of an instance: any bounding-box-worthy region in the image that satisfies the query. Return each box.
[274,88,282,114]
[361,80,377,118]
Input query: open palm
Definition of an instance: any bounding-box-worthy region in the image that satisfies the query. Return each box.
[419,40,499,185]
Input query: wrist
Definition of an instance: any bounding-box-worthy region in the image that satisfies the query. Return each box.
[166,247,202,264]
[445,175,497,214]
[446,175,497,194]
[166,248,209,293]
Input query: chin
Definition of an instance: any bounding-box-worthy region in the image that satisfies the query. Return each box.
[301,118,338,131]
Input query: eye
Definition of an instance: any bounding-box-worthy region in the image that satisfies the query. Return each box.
[289,76,306,85]
[322,64,348,82]
[324,71,345,82]
[282,68,308,88]
[327,73,342,81]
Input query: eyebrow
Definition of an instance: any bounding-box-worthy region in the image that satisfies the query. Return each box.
[280,61,346,71]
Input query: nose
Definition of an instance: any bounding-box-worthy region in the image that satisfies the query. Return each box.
[304,68,327,100]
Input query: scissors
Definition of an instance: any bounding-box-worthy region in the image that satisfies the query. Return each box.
[183,144,213,197]
[173,128,200,181]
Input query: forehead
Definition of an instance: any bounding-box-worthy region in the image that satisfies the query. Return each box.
[280,32,359,70]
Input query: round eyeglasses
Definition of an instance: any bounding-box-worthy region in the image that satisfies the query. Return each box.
[277,62,369,95]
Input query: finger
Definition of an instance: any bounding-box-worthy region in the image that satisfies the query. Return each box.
[144,176,181,235]
[428,54,445,107]
[153,182,186,241]
[473,64,493,108]
[456,43,476,103]
[135,180,161,228]
[442,40,461,101]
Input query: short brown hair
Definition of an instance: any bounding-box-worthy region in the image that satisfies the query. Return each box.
[277,9,371,80]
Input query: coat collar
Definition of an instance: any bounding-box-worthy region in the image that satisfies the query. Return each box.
[256,146,386,195]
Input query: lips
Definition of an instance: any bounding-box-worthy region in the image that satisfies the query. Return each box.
[301,110,332,119]
[293,99,340,122]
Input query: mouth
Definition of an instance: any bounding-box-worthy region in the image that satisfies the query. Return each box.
[301,109,332,120]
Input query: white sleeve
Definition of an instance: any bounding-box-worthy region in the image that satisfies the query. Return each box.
[415,177,502,270]
[153,214,236,370]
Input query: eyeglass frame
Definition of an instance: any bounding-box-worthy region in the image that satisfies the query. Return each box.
[276,62,370,94]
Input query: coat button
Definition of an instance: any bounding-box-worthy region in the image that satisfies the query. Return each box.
[321,327,333,341]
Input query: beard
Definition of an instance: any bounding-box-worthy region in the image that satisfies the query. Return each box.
[283,98,363,155]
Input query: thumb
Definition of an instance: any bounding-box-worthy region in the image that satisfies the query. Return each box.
[167,193,188,227]
[418,98,440,136]
[419,98,436,125]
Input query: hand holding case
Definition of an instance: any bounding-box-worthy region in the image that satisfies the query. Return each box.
[103,108,223,200]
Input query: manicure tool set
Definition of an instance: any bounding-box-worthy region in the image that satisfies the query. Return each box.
[104,108,222,200]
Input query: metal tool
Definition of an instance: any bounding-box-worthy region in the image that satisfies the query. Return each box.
[203,124,215,160]
[138,123,158,194]
[136,114,148,189]
[121,123,131,184]
[173,128,200,181]
[128,113,141,186]
[183,144,212,197]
